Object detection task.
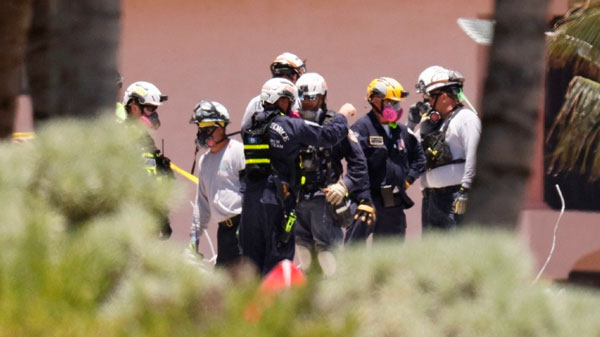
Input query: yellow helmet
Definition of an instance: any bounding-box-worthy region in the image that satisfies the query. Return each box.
[366,77,408,102]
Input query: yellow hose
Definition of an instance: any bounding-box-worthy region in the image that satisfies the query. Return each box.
[170,162,199,185]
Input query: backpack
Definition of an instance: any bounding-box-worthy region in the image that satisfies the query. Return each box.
[242,111,279,180]
[421,109,465,170]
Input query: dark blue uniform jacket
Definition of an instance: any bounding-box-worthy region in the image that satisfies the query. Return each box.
[242,109,349,205]
[300,110,371,202]
[351,111,425,206]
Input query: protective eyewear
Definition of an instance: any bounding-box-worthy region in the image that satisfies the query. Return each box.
[383,100,402,110]
[427,91,444,100]
[142,105,158,113]
[198,126,218,136]
[300,94,319,101]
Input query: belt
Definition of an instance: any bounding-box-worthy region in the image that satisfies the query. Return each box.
[218,214,241,228]
[422,184,461,197]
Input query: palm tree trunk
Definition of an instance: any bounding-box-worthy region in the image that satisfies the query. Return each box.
[0,0,32,138]
[463,0,550,228]
[26,0,120,126]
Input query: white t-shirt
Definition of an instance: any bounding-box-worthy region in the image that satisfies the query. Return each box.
[192,139,245,230]
[421,107,481,189]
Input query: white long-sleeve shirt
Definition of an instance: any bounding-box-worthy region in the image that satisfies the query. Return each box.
[421,107,481,189]
[192,139,245,230]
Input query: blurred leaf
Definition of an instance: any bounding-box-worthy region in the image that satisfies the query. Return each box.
[547,3,600,80]
[547,76,600,179]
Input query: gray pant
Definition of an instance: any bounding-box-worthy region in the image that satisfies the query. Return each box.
[294,195,343,251]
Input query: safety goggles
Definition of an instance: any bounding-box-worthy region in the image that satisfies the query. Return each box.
[383,100,402,110]
[142,105,158,113]
[300,93,319,101]
[198,126,218,136]
[426,90,445,100]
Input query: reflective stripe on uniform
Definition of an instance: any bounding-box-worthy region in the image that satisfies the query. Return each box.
[246,159,270,164]
[244,144,269,150]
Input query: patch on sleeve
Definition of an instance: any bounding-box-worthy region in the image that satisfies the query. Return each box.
[348,129,359,143]
[369,136,384,146]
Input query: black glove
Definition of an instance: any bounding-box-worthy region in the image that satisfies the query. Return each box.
[354,200,376,226]
[453,186,469,215]
[408,103,423,125]
[408,102,431,130]
[154,151,174,177]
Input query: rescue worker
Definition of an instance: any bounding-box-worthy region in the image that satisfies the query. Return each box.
[240,77,355,275]
[346,77,426,242]
[121,81,174,238]
[293,73,372,276]
[188,100,244,267]
[415,66,481,230]
[240,52,306,127]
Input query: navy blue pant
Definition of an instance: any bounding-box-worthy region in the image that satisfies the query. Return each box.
[421,185,463,231]
[239,179,295,275]
[295,195,343,251]
[215,215,242,267]
[345,194,407,244]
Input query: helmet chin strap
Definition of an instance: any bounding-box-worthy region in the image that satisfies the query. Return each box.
[211,129,242,147]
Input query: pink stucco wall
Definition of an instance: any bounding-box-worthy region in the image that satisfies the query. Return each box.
[118,0,589,278]
[119,0,500,244]
[18,0,591,279]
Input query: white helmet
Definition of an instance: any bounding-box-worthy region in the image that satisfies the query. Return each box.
[190,100,230,127]
[416,66,464,95]
[270,52,307,78]
[260,78,298,105]
[122,81,167,106]
[296,72,327,98]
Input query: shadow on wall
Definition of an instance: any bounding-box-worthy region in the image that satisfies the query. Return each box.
[567,249,600,289]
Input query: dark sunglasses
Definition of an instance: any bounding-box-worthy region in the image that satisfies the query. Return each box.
[142,105,158,112]
[427,91,446,100]
[198,126,218,135]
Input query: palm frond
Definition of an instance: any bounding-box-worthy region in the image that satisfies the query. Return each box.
[547,6,600,79]
[547,76,600,179]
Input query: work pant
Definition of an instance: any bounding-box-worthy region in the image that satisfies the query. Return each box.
[216,214,242,267]
[345,194,407,243]
[421,185,463,231]
[295,195,343,252]
[239,178,295,275]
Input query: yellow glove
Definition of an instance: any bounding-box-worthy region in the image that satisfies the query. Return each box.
[453,186,469,215]
[354,202,376,226]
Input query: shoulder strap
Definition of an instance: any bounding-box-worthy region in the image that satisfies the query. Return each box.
[441,107,463,135]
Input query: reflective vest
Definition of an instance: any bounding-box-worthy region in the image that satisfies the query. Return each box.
[242,111,279,180]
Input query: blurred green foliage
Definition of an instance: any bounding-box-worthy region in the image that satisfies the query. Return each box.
[1,116,599,336]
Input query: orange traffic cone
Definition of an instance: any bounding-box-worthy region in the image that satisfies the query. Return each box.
[244,260,306,323]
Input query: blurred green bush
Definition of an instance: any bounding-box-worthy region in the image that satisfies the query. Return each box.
[0,116,599,337]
